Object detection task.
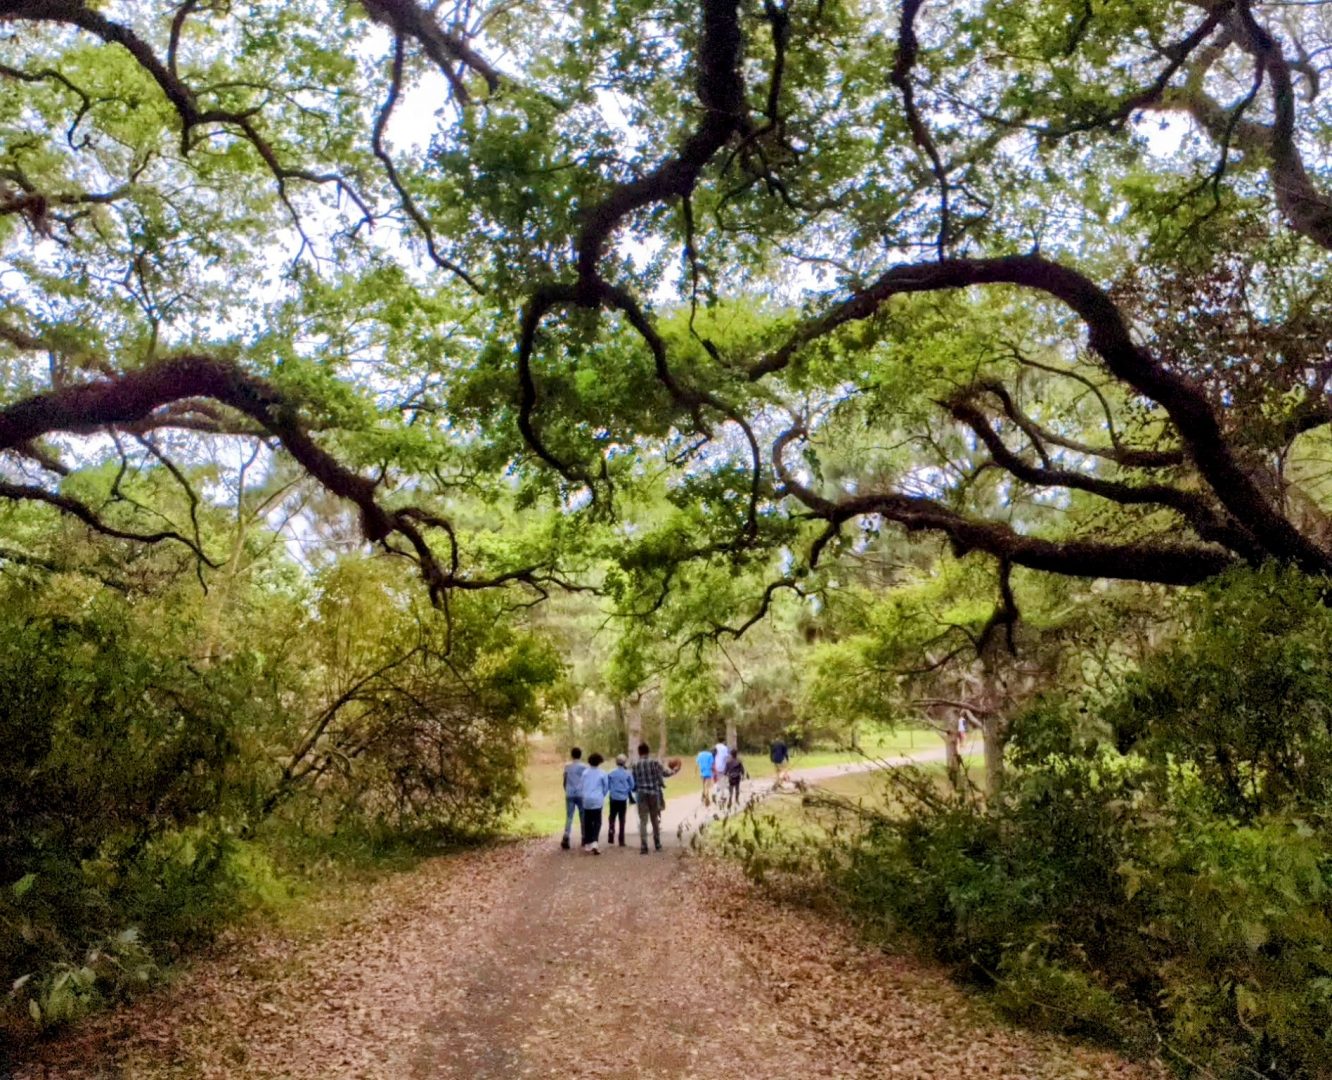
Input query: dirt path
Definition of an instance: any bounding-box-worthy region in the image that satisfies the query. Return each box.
[12,756,1161,1080]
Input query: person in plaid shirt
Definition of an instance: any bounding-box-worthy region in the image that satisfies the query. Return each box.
[630,742,679,853]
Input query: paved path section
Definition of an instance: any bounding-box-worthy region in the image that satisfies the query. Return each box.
[660,744,971,843]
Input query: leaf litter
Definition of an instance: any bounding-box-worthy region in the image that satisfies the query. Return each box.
[10,841,1164,1079]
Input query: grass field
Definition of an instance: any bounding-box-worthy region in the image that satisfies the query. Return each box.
[508,727,948,836]
[700,752,985,848]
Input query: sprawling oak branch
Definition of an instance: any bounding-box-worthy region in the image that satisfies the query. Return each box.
[890,0,950,256]
[772,426,1240,586]
[360,0,501,101]
[757,253,1332,576]
[515,0,763,536]
[573,0,746,280]
[944,391,1265,561]
[0,0,372,224]
[371,33,482,292]
[0,355,557,602]
[1132,2,1332,251]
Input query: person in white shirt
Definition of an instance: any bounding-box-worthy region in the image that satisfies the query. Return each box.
[713,738,730,788]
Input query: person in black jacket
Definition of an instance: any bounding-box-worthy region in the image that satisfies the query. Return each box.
[723,749,747,809]
[769,735,790,788]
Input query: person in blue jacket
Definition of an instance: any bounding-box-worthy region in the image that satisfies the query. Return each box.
[561,746,587,850]
[579,752,610,853]
[606,754,636,846]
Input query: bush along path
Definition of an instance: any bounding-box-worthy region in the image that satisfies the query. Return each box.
[11,765,1161,1080]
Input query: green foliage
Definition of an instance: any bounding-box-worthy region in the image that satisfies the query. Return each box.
[1107,565,1332,818]
[730,569,1332,1077]
[0,535,565,1034]
[991,948,1136,1044]
[0,596,256,1027]
[734,750,1332,1076]
[9,0,1332,1063]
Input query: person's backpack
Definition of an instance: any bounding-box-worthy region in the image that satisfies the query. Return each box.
[725,756,745,781]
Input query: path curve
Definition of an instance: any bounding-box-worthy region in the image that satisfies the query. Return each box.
[660,744,963,842]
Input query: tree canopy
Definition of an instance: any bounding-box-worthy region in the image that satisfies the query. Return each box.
[4,0,1332,629]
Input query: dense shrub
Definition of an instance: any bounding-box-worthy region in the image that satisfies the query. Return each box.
[0,558,564,1033]
[734,753,1332,1075]
[729,568,1332,1077]
[1106,565,1332,819]
[0,605,259,1027]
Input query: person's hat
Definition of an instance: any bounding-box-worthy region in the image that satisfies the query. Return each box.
[615,754,626,765]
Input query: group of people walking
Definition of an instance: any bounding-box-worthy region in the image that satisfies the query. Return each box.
[561,743,680,854]
[559,734,797,853]
[697,734,791,806]
[696,738,747,808]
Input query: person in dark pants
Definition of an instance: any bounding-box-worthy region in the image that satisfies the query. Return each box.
[769,735,790,788]
[606,753,635,846]
[630,741,680,853]
[724,749,747,809]
[579,752,608,853]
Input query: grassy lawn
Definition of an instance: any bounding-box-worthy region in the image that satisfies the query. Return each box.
[508,727,949,837]
[741,726,944,779]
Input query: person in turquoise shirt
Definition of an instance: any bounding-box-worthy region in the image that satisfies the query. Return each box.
[696,746,715,806]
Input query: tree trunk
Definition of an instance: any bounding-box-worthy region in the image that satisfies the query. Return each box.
[725,715,737,751]
[982,716,1004,799]
[658,708,668,758]
[945,729,961,792]
[618,699,642,756]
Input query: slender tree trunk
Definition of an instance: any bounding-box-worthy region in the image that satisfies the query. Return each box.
[945,728,961,791]
[982,717,1004,799]
[658,708,668,758]
[199,518,248,664]
[625,699,642,756]
[725,715,737,751]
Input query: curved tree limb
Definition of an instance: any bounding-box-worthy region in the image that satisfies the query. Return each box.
[359,0,501,101]
[0,477,218,565]
[0,354,564,603]
[514,0,764,541]
[0,0,373,226]
[573,0,747,281]
[945,388,1265,561]
[890,0,950,256]
[1136,2,1332,251]
[1000,349,1185,467]
[371,33,482,293]
[755,253,1332,574]
[772,422,1240,586]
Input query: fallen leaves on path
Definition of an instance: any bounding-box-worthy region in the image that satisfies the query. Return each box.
[685,859,1163,1079]
[12,843,536,1080]
[10,841,1165,1079]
